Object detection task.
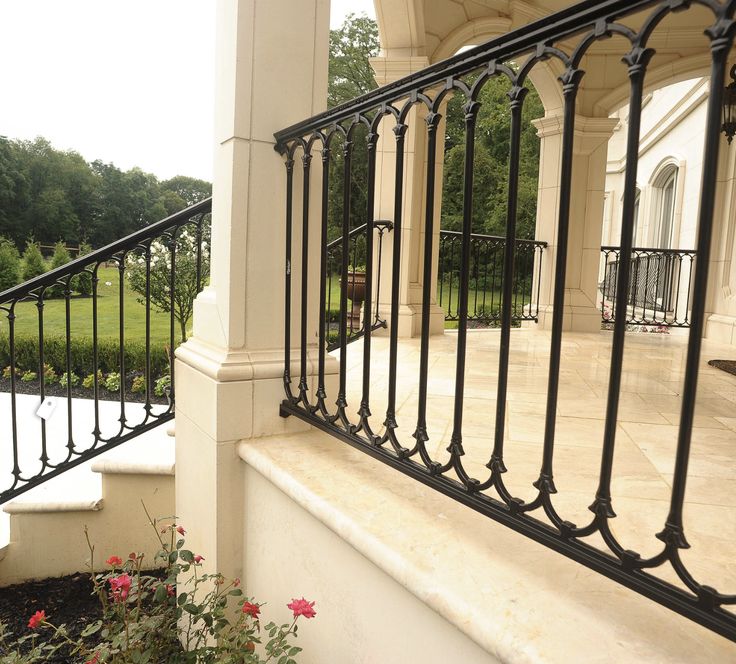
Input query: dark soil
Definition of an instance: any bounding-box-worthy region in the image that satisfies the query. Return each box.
[0,375,169,405]
[0,572,101,660]
[708,359,736,377]
[0,570,168,661]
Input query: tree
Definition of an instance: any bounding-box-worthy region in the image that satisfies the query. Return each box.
[48,242,72,297]
[0,237,20,292]
[328,14,379,109]
[326,15,380,244]
[125,226,210,343]
[72,242,94,296]
[21,240,47,282]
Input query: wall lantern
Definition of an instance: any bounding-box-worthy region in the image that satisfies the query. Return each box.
[722,65,736,144]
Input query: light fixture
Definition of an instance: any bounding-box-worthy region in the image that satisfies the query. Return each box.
[722,65,736,144]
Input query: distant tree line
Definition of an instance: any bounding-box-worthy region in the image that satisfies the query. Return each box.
[0,136,211,249]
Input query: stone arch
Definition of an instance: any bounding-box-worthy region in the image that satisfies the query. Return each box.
[429,16,565,116]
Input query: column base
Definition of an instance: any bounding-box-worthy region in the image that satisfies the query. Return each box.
[705,313,736,346]
[537,303,603,333]
[376,303,446,338]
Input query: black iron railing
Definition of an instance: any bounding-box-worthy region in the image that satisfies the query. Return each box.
[325,220,392,350]
[600,246,696,327]
[439,230,545,325]
[0,198,211,503]
[275,0,736,641]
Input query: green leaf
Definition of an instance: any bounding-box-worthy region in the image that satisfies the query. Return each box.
[183,603,201,615]
[178,592,188,606]
[289,647,302,656]
[80,620,102,637]
[168,550,178,564]
[180,549,195,563]
[154,584,168,603]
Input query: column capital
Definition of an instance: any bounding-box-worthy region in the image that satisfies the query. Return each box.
[532,114,619,155]
[369,55,431,86]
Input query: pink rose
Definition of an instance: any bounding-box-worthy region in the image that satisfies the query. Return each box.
[109,573,132,602]
[166,584,175,597]
[105,555,123,567]
[176,525,186,536]
[194,554,204,564]
[28,610,46,629]
[242,601,261,619]
[233,578,241,588]
[85,653,101,664]
[287,597,316,619]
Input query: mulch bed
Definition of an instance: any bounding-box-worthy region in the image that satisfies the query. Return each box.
[0,570,168,661]
[0,376,169,405]
[707,359,736,377]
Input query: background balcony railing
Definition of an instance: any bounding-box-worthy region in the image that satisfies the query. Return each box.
[0,198,211,503]
[275,0,736,641]
[600,246,696,328]
[439,230,546,326]
[325,220,392,350]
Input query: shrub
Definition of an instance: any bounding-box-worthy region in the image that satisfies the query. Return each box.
[20,370,36,382]
[59,371,80,388]
[104,372,121,392]
[47,242,72,298]
[0,334,170,380]
[131,374,146,394]
[154,374,170,397]
[72,241,94,296]
[0,509,315,662]
[21,241,47,282]
[0,237,20,293]
[43,364,58,385]
[82,371,103,389]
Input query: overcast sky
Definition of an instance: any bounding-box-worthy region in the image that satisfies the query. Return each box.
[0,0,375,183]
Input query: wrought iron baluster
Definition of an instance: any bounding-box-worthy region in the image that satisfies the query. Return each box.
[380,118,408,455]
[316,142,331,418]
[412,108,442,469]
[335,130,354,430]
[356,127,380,439]
[447,97,480,488]
[298,150,313,407]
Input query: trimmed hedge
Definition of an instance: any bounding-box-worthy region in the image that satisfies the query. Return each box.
[0,334,170,379]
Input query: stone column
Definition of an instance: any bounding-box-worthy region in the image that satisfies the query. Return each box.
[173,0,330,581]
[370,56,446,338]
[533,114,619,332]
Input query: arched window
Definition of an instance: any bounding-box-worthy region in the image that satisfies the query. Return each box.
[632,189,641,245]
[652,165,678,249]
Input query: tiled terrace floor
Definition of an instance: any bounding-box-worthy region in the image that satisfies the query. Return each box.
[337,327,736,595]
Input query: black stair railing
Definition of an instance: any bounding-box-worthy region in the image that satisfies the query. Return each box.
[600,246,696,328]
[0,198,211,503]
[275,0,736,641]
[439,230,546,325]
[325,220,392,351]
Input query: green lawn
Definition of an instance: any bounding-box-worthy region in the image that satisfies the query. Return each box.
[2,267,175,344]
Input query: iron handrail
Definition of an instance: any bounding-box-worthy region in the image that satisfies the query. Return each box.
[275,0,668,146]
[326,220,393,251]
[440,229,547,247]
[0,198,212,302]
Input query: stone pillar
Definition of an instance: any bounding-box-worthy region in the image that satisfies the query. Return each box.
[533,114,619,332]
[173,0,330,582]
[370,56,446,338]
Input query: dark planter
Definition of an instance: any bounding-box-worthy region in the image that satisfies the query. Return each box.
[342,271,366,329]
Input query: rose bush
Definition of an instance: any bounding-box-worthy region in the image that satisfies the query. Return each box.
[0,506,315,663]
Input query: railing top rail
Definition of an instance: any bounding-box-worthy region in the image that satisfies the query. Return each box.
[326,219,394,251]
[274,0,667,146]
[440,229,547,247]
[0,197,212,303]
[601,245,697,255]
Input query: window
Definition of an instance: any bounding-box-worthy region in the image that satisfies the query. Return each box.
[653,166,678,249]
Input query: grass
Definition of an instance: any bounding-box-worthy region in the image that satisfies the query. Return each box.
[1,267,175,344]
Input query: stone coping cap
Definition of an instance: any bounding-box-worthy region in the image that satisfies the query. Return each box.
[4,498,104,515]
[239,432,733,664]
